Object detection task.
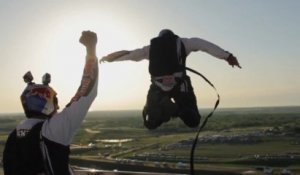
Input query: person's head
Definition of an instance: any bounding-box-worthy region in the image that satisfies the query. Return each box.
[21,72,59,119]
[158,29,175,37]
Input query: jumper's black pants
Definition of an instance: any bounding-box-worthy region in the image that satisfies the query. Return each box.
[143,76,201,130]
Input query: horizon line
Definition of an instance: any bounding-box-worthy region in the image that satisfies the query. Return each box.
[1,105,299,115]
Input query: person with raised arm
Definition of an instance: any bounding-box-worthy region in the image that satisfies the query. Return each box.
[3,31,99,175]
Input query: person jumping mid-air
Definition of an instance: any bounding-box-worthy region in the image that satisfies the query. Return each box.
[100,29,241,130]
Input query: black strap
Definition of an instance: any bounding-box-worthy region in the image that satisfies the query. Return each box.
[186,67,220,175]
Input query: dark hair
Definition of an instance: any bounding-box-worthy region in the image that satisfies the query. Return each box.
[158,29,175,37]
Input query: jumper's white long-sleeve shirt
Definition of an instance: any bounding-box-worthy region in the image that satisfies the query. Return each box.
[102,37,231,62]
[101,37,231,91]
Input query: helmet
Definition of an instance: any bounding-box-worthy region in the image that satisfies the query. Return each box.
[21,84,58,118]
[21,72,58,118]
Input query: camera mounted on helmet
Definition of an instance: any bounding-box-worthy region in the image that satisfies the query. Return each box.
[42,73,51,85]
[23,71,34,84]
[21,71,58,119]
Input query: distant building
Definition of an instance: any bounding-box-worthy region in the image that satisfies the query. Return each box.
[88,142,96,148]
[281,168,292,175]
[176,162,188,169]
[263,167,273,175]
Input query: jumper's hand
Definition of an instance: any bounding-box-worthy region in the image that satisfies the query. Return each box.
[100,50,130,63]
[227,54,241,68]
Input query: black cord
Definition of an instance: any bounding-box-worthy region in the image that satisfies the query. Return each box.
[186,67,220,175]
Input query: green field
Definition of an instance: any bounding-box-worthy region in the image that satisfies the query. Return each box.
[0,106,300,174]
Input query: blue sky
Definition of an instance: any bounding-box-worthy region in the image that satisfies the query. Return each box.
[0,0,299,113]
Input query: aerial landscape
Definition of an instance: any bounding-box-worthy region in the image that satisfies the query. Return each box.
[1,106,299,174]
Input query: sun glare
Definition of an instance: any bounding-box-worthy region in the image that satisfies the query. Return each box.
[26,3,150,110]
